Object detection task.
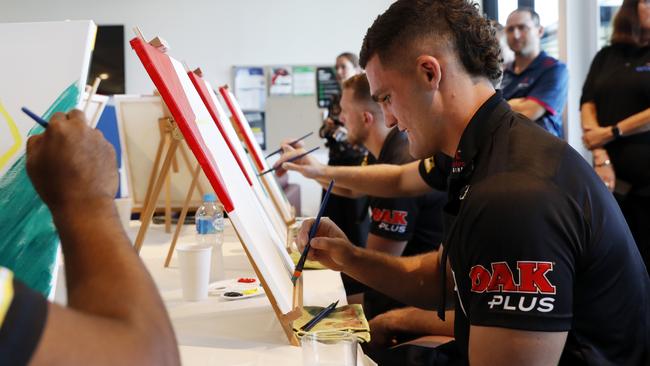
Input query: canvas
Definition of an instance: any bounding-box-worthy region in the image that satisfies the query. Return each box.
[219,87,295,224]
[0,21,96,295]
[188,73,288,244]
[130,37,297,317]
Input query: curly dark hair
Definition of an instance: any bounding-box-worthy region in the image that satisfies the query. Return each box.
[359,0,502,82]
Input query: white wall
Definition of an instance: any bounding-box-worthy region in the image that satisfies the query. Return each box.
[1,0,393,94]
[559,0,599,161]
[2,0,394,216]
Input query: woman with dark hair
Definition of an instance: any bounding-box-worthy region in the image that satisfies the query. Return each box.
[581,0,650,272]
[318,52,370,252]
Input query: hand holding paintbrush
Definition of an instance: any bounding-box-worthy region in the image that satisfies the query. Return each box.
[291,179,335,285]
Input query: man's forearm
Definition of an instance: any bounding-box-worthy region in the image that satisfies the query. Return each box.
[387,308,455,337]
[509,99,545,121]
[342,247,443,309]
[321,161,430,198]
[51,198,173,336]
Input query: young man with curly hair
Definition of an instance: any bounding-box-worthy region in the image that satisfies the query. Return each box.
[291,1,650,364]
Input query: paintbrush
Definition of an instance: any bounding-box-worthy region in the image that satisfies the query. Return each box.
[21,107,49,128]
[83,77,101,114]
[265,131,314,159]
[291,179,334,285]
[300,300,339,331]
[258,146,320,177]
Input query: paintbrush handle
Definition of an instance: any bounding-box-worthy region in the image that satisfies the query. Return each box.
[301,301,339,331]
[259,146,320,176]
[291,179,335,284]
[265,131,313,159]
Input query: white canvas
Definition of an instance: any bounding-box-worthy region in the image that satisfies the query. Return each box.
[0,21,96,176]
[168,58,296,314]
[220,87,295,223]
[113,95,210,209]
[202,80,288,244]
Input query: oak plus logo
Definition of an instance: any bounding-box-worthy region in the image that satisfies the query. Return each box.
[371,208,408,234]
[470,261,556,313]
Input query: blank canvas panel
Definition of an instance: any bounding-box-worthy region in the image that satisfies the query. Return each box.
[113,95,210,210]
[131,37,295,314]
[219,87,294,223]
[189,74,288,243]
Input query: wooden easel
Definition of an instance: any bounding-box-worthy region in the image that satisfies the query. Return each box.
[164,161,202,267]
[233,228,304,346]
[134,116,205,252]
[131,31,307,346]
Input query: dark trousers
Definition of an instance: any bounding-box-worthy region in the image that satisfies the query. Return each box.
[616,193,650,274]
[363,340,463,366]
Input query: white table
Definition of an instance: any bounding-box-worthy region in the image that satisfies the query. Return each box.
[125,221,374,366]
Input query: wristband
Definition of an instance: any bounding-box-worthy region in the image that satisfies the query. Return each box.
[612,125,622,139]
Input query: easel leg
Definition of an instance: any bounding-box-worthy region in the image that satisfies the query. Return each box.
[164,163,201,267]
[142,121,169,218]
[179,143,207,197]
[134,140,179,253]
[164,165,172,233]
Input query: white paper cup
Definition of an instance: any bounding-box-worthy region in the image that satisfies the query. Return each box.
[210,242,225,282]
[301,330,357,366]
[114,197,132,231]
[176,244,212,301]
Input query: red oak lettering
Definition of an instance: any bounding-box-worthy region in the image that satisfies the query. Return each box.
[469,261,556,295]
[371,209,408,225]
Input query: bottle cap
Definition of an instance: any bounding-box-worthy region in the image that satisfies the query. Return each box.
[203,193,217,202]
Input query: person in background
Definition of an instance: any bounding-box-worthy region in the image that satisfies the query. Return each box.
[317,53,371,298]
[0,110,179,365]
[581,0,650,273]
[501,8,568,138]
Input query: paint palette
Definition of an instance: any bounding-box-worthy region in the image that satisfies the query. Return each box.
[209,277,266,301]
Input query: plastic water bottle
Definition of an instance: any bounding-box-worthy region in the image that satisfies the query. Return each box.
[196,193,225,282]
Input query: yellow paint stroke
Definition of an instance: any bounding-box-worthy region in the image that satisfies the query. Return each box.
[0,268,14,327]
[0,99,23,170]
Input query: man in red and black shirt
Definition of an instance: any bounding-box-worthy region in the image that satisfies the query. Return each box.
[277,73,446,320]
[294,1,650,365]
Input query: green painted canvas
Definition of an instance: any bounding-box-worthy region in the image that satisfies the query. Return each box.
[0,82,80,295]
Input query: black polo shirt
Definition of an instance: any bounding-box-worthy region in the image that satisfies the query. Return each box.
[369,128,446,256]
[581,43,650,189]
[0,267,48,365]
[424,92,650,364]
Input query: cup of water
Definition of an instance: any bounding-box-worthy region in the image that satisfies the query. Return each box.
[301,330,357,366]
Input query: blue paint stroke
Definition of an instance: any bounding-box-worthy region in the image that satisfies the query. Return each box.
[0,82,80,296]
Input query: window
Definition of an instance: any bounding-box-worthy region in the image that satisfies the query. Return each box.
[484,0,560,58]
[599,0,623,47]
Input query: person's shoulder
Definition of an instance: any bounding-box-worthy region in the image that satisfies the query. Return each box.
[465,171,573,225]
[539,53,567,73]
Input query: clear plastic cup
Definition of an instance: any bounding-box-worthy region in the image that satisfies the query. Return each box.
[176,244,212,301]
[301,330,357,366]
